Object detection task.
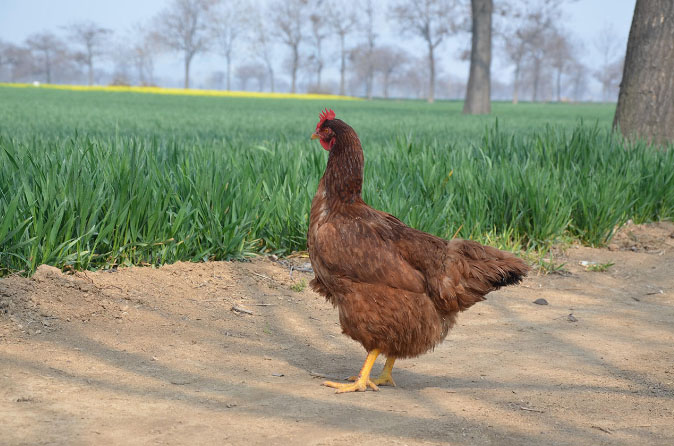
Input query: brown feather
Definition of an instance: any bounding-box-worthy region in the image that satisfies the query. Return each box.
[308,117,529,359]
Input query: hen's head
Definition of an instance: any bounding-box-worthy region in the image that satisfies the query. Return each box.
[311,108,337,151]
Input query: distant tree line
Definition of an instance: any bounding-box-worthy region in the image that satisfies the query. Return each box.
[0,0,625,102]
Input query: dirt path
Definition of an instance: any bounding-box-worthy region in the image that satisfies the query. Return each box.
[2,222,674,446]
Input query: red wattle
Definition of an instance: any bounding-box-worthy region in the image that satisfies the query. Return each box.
[320,138,335,151]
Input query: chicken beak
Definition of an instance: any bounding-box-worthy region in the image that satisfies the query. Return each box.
[310,132,320,140]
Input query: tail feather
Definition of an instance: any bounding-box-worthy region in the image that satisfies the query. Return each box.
[433,240,529,313]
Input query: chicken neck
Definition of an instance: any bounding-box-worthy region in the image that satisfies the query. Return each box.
[322,130,364,204]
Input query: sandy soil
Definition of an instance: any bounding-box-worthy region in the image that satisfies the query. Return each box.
[1,222,673,446]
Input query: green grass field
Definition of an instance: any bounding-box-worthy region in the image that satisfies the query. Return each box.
[1,86,672,275]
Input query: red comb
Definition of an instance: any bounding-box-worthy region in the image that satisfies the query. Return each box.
[316,108,336,130]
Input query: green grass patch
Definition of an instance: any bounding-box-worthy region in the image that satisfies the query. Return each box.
[1,86,672,275]
[290,280,307,292]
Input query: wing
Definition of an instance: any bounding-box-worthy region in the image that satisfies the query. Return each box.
[398,236,529,313]
[310,206,426,295]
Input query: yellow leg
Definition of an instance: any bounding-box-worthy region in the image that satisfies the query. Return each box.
[348,356,397,387]
[373,356,396,387]
[323,349,381,393]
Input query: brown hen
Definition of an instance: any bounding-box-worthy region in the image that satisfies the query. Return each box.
[308,109,529,393]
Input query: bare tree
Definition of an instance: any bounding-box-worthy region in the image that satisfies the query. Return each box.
[501,0,560,103]
[327,2,358,96]
[528,24,552,101]
[67,21,112,86]
[503,30,527,104]
[0,40,5,75]
[373,46,409,98]
[391,0,458,103]
[0,42,5,81]
[505,18,547,102]
[249,10,276,92]
[273,0,305,93]
[123,23,160,86]
[236,62,267,91]
[568,59,588,102]
[362,0,378,99]
[214,0,245,91]
[133,29,160,86]
[25,32,67,84]
[464,0,492,114]
[110,44,133,86]
[594,24,624,102]
[308,11,328,90]
[349,44,378,97]
[547,28,575,102]
[0,41,12,81]
[0,43,33,82]
[154,0,215,89]
[397,60,428,99]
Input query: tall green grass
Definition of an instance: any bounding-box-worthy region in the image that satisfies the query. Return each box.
[0,86,672,275]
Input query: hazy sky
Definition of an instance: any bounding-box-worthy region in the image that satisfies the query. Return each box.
[0,0,637,95]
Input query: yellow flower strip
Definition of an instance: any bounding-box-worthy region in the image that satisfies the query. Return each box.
[0,82,362,101]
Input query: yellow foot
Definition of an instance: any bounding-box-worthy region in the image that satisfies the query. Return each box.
[347,373,395,387]
[372,372,396,387]
[323,379,379,393]
[323,349,382,393]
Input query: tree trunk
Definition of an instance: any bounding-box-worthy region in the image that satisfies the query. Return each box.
[556,68,562,102]
[614,0,674,144]
[184,54,191,89]
[317,63,322,90]
[512,62,520,104]
[268,66,275,92]
[86,43,94,86]
[316,42,323,89]
[226,53,231,91]
[366,67,373,100]
[339,34,346,96]
[366,34,375,100]
[463,0,493,114]
[87,58,94,86]
[532,57,541,101]
[427,41,435,103]
[291,45,298,93]
[45,52,51,84]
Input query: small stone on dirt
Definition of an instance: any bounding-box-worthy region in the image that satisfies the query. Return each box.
[533,298,549,305]
[231,305,253,315]
[567,314,578,322]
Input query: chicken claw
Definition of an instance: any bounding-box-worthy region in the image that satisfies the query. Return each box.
[323,349,380,394]
[348,356,397,387]
[373,372,396,387]
[374,357,397,387]
[323,378,379,393]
